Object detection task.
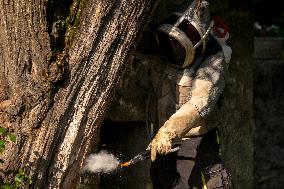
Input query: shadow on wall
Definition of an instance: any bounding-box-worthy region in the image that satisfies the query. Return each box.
[253,37,284,188]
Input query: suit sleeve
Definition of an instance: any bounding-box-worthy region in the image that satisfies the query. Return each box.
[189,51,227,118]
[161,51,228,138]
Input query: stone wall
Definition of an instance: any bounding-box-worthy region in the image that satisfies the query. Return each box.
[254,58,284,188]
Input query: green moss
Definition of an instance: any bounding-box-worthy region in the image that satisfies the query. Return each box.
[46,0,88,85]
[65,0,88,47]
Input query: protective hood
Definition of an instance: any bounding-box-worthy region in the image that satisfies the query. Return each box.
[156,0,213,69]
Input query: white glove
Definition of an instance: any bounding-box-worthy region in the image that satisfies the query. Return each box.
[149,126,176,161]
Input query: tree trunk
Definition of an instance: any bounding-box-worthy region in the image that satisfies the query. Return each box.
[0,0,157,188]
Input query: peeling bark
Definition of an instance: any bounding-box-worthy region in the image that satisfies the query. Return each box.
[0,0,157,188]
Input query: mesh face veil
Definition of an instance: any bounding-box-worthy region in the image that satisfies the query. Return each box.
[156,0,213,69]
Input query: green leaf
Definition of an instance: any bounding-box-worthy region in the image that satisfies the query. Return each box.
[14,174,23,183]
[0,140,5,154]
[0,140,5,146]
[8,134,16,143]
[0,147,5,154]
[0,127,6,135]
[2,183,13,189]
[18,169,24,176]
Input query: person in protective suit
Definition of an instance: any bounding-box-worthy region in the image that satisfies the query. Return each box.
[148,0,233,188]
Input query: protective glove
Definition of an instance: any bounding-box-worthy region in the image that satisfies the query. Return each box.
[149,126,176,161]
[149,102,202,161]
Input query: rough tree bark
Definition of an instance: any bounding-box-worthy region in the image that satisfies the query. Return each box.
[0,0,157,188]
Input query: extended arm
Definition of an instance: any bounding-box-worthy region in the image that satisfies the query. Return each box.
[150,52,227,161]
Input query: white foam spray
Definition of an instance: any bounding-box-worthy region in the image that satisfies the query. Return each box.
[83,151,120,174]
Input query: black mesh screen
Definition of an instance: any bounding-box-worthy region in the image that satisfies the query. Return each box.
[156,13,205,67]
[178,21,201,45]
[178,20,203,61]
[156,31,186,67]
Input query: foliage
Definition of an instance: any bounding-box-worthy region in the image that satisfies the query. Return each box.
[0,128,16,156]
[0,128,32,188]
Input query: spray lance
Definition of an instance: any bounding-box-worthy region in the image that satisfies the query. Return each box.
[119,145,180,169]
[82,143,182,174]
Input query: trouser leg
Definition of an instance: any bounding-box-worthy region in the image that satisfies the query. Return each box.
[150,129,233,189]
[150,151,180,189]
[150,138,201,189]
[150,154,233,189]
[200,163,233,189]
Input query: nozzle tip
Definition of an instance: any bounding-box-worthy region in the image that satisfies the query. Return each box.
[121,161,131,167]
